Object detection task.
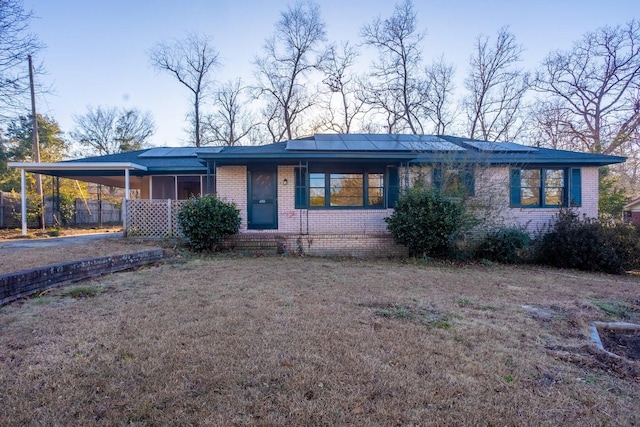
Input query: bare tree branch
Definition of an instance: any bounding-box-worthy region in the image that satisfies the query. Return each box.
[202,79,258,146]
[360,0,428,134]
[0,0,44,119]
[533,20,640,154]
[149,33,219,147]
[464,27,530,141]
[71,106,155,155]
[254,1,326,142]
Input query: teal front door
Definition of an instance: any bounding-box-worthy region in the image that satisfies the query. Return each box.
[248,169,277,230]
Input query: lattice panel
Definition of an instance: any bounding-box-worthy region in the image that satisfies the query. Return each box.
[171,200,186,237]
[126,199,188,237]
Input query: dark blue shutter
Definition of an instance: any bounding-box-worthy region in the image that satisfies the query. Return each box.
[570,168,582,207]
[433,166,443,191]
[510,169,521,207]
[387,166,400,208]
[294,167,307,208]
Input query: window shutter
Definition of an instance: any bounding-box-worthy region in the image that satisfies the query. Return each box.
[433,166,443,190]
[294,167,307,208]
[387,166,400,208]
[570,168,582,207]
[510,169,521,207]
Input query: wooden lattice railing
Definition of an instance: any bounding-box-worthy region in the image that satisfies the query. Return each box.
[125,199,186,237]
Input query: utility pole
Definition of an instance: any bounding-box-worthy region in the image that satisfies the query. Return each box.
[28,54,45,229]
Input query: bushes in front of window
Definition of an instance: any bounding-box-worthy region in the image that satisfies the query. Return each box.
[534,209,640,274]
[385,186,466,257]
[476,227,532,264]
[177,194,241,252]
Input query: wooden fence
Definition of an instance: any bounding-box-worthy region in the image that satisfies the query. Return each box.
[0,191,122,228]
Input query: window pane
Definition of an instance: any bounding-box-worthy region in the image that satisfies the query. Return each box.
[330,173,363,206]
[309,173,325,206]
[151,176,175,199]
[177,176,201,200]
[368,188,383,206]
[521,187,540,206]
[520,169,541,206]
[368,173,384,207]
[544,169,564,206]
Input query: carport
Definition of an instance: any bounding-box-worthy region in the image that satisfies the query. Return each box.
[7,161,147,235]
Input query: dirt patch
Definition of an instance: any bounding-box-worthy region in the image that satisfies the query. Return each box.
[598,327,640,361]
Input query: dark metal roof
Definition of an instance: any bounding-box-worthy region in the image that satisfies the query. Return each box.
[197,134,625,167]
[36,134,627,174]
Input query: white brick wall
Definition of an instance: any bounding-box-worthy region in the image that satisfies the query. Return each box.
[473,166,599,233]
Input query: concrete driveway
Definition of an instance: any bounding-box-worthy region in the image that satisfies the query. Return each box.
[0,232,124,253]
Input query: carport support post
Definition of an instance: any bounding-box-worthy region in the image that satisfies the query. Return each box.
[21,168,27,236]
[123,168,130,233]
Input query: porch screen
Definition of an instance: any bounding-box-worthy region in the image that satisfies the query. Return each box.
[151,176,175,199]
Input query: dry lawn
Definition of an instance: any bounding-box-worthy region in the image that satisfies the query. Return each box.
[0,238,166,274]
[1,255,639,426]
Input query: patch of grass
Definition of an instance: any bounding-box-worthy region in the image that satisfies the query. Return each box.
[61,285,100,298]
[592,299,638,320]
[368,303,453,327]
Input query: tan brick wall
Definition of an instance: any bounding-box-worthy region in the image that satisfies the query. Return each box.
[216,164,599,237]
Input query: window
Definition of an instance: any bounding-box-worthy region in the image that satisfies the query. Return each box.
[510,168,581,208]
[295,167,394,209]
[433,166,475,197]
[177,176,201,199]
[151,175,205,200]
[151,176,175,199]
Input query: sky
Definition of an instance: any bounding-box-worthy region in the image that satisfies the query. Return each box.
[23,0,639,149]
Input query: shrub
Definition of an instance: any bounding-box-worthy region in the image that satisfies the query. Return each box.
[535,210,622,274]
[177,195,241,252]
[385,186,465,257]
[476,227,531,264]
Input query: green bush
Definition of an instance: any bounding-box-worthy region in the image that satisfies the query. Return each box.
[385,186,465,257]
[535,210,622,274]
[177,195,241,252]
[476,227,531,264]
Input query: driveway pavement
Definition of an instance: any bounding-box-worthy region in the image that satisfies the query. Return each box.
[0,232,124,253]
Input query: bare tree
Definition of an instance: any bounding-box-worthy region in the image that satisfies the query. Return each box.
[464,27,530,141]
[527,99,581,150]
[315,41,365,133]
[0,0,43,117]
[202,79,257,146]
[361,0,427,134]
[533,20,640,155]
[423,56,457,134]
[254,1,327,142]
[71,106,155,155]
[149,33,219,147]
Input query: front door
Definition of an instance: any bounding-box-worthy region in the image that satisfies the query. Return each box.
[248,168,277,229]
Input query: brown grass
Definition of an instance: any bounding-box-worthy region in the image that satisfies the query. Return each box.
[1,255,639,426]
[0,238,166,274]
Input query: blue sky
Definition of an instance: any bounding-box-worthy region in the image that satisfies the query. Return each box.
[23,0,638,147]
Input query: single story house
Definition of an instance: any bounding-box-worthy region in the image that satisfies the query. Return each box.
[623,197,640,225]
[10,134,625,256]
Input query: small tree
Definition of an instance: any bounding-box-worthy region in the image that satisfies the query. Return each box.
[385,186,465,257]
[177,195,241,252]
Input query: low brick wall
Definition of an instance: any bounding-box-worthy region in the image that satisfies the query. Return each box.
[0,249,168,306]
[221,233,407,258]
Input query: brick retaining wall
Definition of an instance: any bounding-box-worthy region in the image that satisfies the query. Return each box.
[0,249,168,306]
